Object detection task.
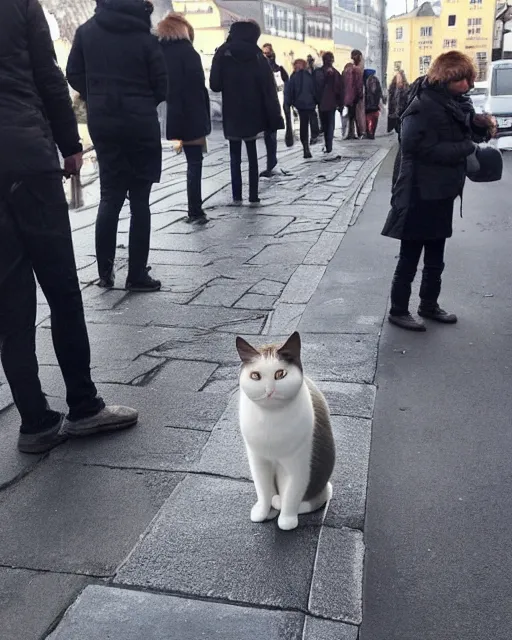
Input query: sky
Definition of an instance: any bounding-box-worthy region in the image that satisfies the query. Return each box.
[386,0,408,17]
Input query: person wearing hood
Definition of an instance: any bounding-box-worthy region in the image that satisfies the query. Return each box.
[262,43,289,172]
[67,0,167,291]
[364,68,383,140]
[0,0,138,453]
[382,52,495,332]
[314,52,343,160]
[157,14,211,225]
[210,21,284,205]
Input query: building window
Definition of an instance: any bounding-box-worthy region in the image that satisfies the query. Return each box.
[394,61,402,71]
[468,17,482,36]
[296,13,303,37]
[470,0,483,4]
[448,14,456,27]
[263,3,275,30]
[287,10,294,34]
[443,38,457,48]
[420,26,433,37]
[475,51,487,80]
[396,26,403,40]
[419,55,432,74]
[277,8,286,31]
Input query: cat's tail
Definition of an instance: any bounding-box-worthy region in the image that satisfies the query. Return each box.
[271,482,333,515]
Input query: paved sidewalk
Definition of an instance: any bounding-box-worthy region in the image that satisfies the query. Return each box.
[0,129,392,640]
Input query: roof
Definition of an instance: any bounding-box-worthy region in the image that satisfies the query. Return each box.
[388,1,435,21]
[214,0,263,26]
[40,0,96,43]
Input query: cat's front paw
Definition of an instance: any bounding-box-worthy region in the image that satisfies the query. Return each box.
[251,502,271,523]
[278,514,299,531]
[271,494,282,511]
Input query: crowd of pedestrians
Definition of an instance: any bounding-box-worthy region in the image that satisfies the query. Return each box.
[0,0,500,456]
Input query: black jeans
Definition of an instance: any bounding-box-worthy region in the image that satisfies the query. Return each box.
[183,145,204,217]
[0,175,104,433]
[96,177,152,283]
[229,140,259,202]
[390,238,446,316]
[310,110,320,139]
[319,110,336,153]
[298,110,314,147]
[263,131,277,171]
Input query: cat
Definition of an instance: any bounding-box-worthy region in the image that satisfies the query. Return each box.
[236,331,335,531]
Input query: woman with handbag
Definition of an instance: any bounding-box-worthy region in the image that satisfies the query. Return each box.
[157,14,211,225]
[382,52,496,331]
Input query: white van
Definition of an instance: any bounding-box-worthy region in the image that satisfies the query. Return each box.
[484,59,512,148]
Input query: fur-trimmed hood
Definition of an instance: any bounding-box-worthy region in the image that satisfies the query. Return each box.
[156,13,194,42]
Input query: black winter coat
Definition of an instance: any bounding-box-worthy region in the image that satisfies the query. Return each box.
[159,39,211,142]
[0,0,82,176]
[383,82,476,241]
[210,22,284,140]
[284,70,316,111]
[67,0,167,184]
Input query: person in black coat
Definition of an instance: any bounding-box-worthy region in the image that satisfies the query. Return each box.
[210,21,284,205]
[0,0,137,453]
[67,0,167,291]
[261,43,289,176]
[382,52,494,331]
[284,59,316,159]
[157,13,211,225]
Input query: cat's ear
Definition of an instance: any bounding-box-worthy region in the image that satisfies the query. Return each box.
[236,336,260,364]
[277,332,303,370]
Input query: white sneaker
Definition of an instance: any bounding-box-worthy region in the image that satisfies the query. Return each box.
[323,151,336,161]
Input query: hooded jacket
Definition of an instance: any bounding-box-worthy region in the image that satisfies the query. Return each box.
[0,0,82,176]
[364,71,383,113]
[66,0,167,183]
[285,70,316,111]
[314,66,344,112]
[157,14,211,143]
[210,21,284,140]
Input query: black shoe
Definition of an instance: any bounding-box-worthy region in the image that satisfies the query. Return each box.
[418,305,458,324]
[18,415,67,454]
[98,274,114,289]
[126,267,161,292]
[388,313,426,332]
[310,137,319,145]
[186,213,209,225]
[260,168,277,178]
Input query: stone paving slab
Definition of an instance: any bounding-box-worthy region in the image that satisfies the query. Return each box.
[115,474,322,609]
[0,567,89,640]
[303,617,359,640]
[309,526,365,624]
[0,462,183,576]
[49,586,305,640]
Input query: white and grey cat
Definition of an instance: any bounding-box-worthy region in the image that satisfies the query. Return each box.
[236,332,335,531]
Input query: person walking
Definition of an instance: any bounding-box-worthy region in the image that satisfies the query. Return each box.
[314,52,343,160]
[342,60,364,139]
[157,13,211,225]
[351,49,367,138]
[306,54,321,144]
[0,0,138,453]
[364,69,383,140]
[67,0,167,291]
[261,43,289,175]
[387,69,409,135]
[210,20,283,205]
[382,52,494,331]
[284,59,317,159]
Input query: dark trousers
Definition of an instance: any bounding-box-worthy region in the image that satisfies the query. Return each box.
[183,145,203,217]
[365,111,379,139]
[96,177,152,283]
[263,131,277,171]
[229,140,259,202]
[298,109,314,146]
[310,110,320,139]
[0,175,103,433]
[319,110,336,153]
[390,238,446,316]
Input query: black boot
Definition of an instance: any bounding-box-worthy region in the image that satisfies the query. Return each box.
[303,143,312,159]
[418,304,457,324]
[388,313,426,331]
[126,266,161,292]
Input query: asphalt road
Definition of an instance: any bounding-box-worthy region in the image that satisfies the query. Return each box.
[361,152,512,640]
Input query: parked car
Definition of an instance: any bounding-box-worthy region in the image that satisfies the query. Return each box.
[467,81,487,113]
[484,59,512,149]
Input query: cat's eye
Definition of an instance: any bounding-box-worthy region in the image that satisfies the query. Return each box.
[250,372,261,381]
[275,369,287,380]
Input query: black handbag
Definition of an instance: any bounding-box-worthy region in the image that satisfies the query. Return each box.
[466,145,503,183]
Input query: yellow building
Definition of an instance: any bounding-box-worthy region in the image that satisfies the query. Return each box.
[387,0,495,85]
